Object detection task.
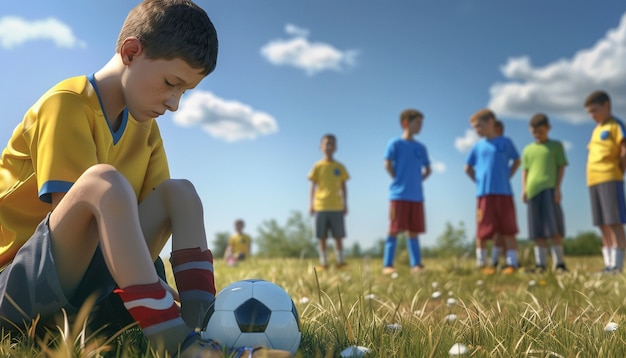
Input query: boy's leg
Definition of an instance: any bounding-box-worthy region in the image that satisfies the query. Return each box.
[407,232,422,269]
[533,238,548,269]
[318,238,328,267]
[491,233,503,267]
[333,238,345,265]
[136,179,216,329]
[328,211,346,266]
[48,165,191,354]
[550,235,566,270]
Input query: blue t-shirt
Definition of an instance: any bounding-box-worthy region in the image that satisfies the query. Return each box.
[384,138,430,202]
[466,136,519,197]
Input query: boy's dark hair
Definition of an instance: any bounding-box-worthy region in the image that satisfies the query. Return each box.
[399,109,423,126]
[117,0,218,76]
[469,108,495,124]
[494,120,504,134]
[321,134,336,143]
[584,90,611,107]
[530,113,550,128]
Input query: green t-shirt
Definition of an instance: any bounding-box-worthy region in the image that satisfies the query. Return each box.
[522,139,568,199]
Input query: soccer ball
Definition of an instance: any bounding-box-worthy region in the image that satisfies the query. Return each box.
[201,279,302,355]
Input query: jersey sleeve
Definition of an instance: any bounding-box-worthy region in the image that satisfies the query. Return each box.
[24,92,98,203]
[555,141,568,167]
[307,163,318,182]
[384,139,396,160]
[422,144,431,167]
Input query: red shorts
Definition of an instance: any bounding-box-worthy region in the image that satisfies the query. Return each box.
[389,200,425,234]
[476,195,518,241]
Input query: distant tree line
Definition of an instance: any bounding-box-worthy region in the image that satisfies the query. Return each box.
[212,211,603,259]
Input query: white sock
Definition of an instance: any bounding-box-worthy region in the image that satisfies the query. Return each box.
[550,245,565,267]
[602,246,611,268]
[534,246,548,267]
[490,247,501,266]
[505,250,518,268]
[319,248,327,265]
[609,247,616,269]
[476,248,487,267]
[336,249,344,264]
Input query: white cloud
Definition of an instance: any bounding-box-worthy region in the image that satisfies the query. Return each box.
[454,129,479,153]
[488,12,626,124]
[173,91,278,142]
[0,16,86,49]
[260,24,358,76]
[431,161,446,174]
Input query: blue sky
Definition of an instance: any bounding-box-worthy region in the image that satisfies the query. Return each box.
[2,1,626,258]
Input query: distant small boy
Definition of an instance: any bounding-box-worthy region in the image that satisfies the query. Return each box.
[465,109,520,274]
[382,109,431,274]
[584,90,626,273]
[224,219,252,266]
[521,113,568,272]
[308,134,350,270]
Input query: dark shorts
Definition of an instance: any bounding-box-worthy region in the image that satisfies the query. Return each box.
[314,211,346,239]
[389,200,425,234]
[527,188,565,240]
[589,181,626,226]
[0,214,116,332]
[476,195,518,241]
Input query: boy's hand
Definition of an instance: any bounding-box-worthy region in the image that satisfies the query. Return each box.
[554,189,561,203]
[521,191,527,203]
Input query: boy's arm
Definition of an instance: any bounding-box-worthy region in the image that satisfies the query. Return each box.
[510,158,521,178]
[309,181,316,216]
[555,165,565,203]
[342,181,348,215]
[620,138,626,174]
[464,165,475,182]
[521,169,528,203]
[422,165,432,181]
[384,159,394,178]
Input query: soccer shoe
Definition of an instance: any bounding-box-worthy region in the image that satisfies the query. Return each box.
[336,262,349,270]
[554,263,568,273]
[382,266,396,275]
[231,346,293,358]
[315,264,329,272]
[480,266,496,275]
[178,333,222,358]
[501,266,517,275]
[410,265,425,273]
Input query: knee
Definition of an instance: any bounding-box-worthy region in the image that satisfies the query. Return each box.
[79,164,130,191]
[157,179,202,208]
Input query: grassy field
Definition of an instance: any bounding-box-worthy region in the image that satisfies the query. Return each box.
[3,255,626,357]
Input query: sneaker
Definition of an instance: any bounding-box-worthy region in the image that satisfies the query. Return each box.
[382,266,396,275]
[481,266,496,275]
[231,347,293,358]
[315,264,329,272]
[501,266,517,275]
[410,265,425,273]
[554,263,568,273]
[336,262,349,270]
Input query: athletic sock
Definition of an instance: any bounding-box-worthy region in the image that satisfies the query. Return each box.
[383,236,397,267]
[170,247,216,329]
[602,246,611,268]
[534,246,548,267]
[407,237,421,267]
[115,281,189,355]
[318,246,328,266]
[608,247,616,269]
[505,250,518,268]
[615,248,625,271]
[336,248,344,264]
[476,248,487,267]
[490,246,502,266]
[550,245,565,267]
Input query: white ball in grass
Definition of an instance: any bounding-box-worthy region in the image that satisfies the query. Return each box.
[299,297,310,304]
[364,293,377,300]
[605,322,619,332]
[528,280,537,287]
[340,345,371,358]
[431,291,442,299]
[385,323,402,332]
[391,272,399,279]
[432,281,439,288]
[449,343,469,355]
[446,298,458,307]
[444,314,458,322]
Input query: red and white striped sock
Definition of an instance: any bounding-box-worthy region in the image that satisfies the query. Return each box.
[115,281,189,354]
[171,247,216,329]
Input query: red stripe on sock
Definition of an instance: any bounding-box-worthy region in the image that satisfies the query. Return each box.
[115,281,181,330]
[171,248,216,295]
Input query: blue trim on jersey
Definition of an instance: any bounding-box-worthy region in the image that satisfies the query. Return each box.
[614,117,626,138]
[87,73,128,145]
[39,180,74,203]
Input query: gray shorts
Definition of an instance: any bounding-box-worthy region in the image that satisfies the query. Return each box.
[314,211,346,239]
[527,188,565,240]
[589,181,626,226]
[0,214,116,331]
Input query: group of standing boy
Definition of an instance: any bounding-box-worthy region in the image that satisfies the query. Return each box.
[308,90,626,275]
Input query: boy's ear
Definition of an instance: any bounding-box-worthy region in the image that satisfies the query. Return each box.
[401,119,409,129]
[120,38,143,64]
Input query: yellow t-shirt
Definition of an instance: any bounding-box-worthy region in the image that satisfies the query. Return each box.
[0,75,169,267]
[228,233,251,257]
[308,159,349,211]
[587,117,625,186]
